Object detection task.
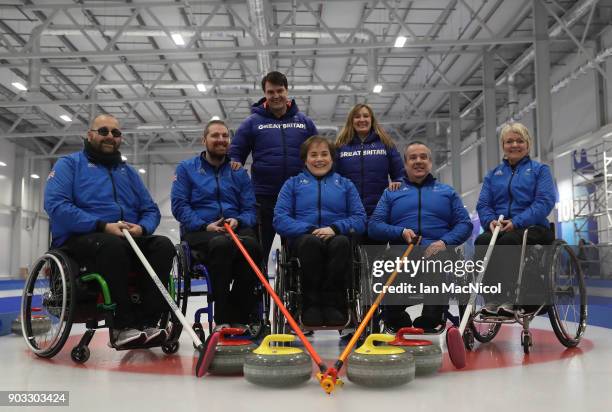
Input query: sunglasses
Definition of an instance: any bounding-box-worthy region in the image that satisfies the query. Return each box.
[91,127,122,138]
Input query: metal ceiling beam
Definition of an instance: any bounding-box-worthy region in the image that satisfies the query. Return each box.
[0,84,484,109]
[0,37,537,61]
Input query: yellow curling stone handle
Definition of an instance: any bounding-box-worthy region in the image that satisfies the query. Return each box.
[355,334,405,355]
[253,334,304,355]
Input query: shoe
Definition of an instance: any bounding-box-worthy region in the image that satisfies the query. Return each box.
[383,310,412,333]
[112,328,146,347]
[412,315,445,332]
[497,303,515,317]
[143,326,167,344]
[323,306,347,326]
[339,328,356,340]
[302,306,324,326]
[481,302,500,316]
[212,323,231,333]
[229,323,249,333]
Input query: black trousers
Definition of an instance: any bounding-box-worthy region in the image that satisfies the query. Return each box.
[256,195,277,265]
[291,234,351,308]
[382,247,454,323]
[475,225,554,303]
[184,227,262,324]
[63,233,175,329]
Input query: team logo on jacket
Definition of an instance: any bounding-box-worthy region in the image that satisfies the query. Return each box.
[47,170,55,180]
[525,168,532,174]
[299,177,310,185]
[494,169,503,176]
[87,162,97,168]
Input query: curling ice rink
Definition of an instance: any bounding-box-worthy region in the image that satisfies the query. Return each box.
[1,301,610,412]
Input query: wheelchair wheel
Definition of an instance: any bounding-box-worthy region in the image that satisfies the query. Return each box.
[272,249,288,335]
[21,251,76,358]
[547,240,587,348]
[355,246,378,335]
[174,243,190,316]
[158,245,188,345]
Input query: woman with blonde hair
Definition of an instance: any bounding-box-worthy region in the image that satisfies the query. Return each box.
[335,104,404,217]
[475,122,556,317]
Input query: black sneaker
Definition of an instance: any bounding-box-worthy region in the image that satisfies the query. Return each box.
[497,303,515,317]
[481,302,500,316]
[323,306,347,326]
[142,327,167,344]
[302,306,324,326]
[412,315,445,332]
[383,311,412,333]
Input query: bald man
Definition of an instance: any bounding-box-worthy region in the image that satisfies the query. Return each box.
[44,114,175,347]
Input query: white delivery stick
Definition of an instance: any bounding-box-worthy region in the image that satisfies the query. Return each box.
[457,215,504,335]
[122,229,203,347]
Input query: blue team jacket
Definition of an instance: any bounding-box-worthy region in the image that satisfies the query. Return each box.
[44,151,161,247]
[229,98,318,196]
[273,170,366,239]
[171,154,257,233]
[335,131,405,215]
[368,174,472,246]
[477,156,556,230]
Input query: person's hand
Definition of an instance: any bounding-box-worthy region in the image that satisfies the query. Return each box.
[230,161,243,171]
[424,240,446,258]
[312,227,335,240]
[104,221,130,237]
[500,219,514,232]
[206,218,225,233]
[224,218,239,231]
[124,222,144,237]
[402,228,417,244]
[489,220,501,232]
[388,181,401,191]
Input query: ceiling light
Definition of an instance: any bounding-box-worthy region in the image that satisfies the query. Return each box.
[59,114,72,122]
[171,33,185,46]
[196,83,207,92]
[394,36,407,48]
[372,84,383,93]
[30,174,40,179]
[12,82,27,91]
[0,161,6,167]
[211,116,220,121]
[121,155,128,161]
[138,168,146,174]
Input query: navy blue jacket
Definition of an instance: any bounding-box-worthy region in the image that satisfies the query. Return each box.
[229,98,318,196]
[171,154,257,233]
[477,156,556,230]
[273,170,366,239]
[44,151,161,248]
[335,131,405,215]
[368,175,472,246]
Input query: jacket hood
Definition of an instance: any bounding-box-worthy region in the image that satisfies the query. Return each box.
[251,97,299,119]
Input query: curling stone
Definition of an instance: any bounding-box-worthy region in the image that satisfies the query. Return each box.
[11,315,52,336]
[389,327,442,375]
[243,334,312,387]
[207,328,258,375]
[347,334,415,387]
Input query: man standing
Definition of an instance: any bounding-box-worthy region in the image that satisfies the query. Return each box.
[368,141,473,332]
[44,114,175,347]
[230,71,318,262]
[172,120,262,330]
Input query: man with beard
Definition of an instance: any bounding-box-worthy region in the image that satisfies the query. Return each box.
[229,71,318,265]
[368,141,473,332]
[171,120,261,330]
[44,114,175,347]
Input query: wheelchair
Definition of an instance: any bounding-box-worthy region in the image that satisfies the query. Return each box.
[461,229,587,354]
[271,236,378,337]
[20,249,185,364]
[174,239,271,344]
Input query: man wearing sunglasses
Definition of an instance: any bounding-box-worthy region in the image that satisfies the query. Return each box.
[44,114,175,348]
